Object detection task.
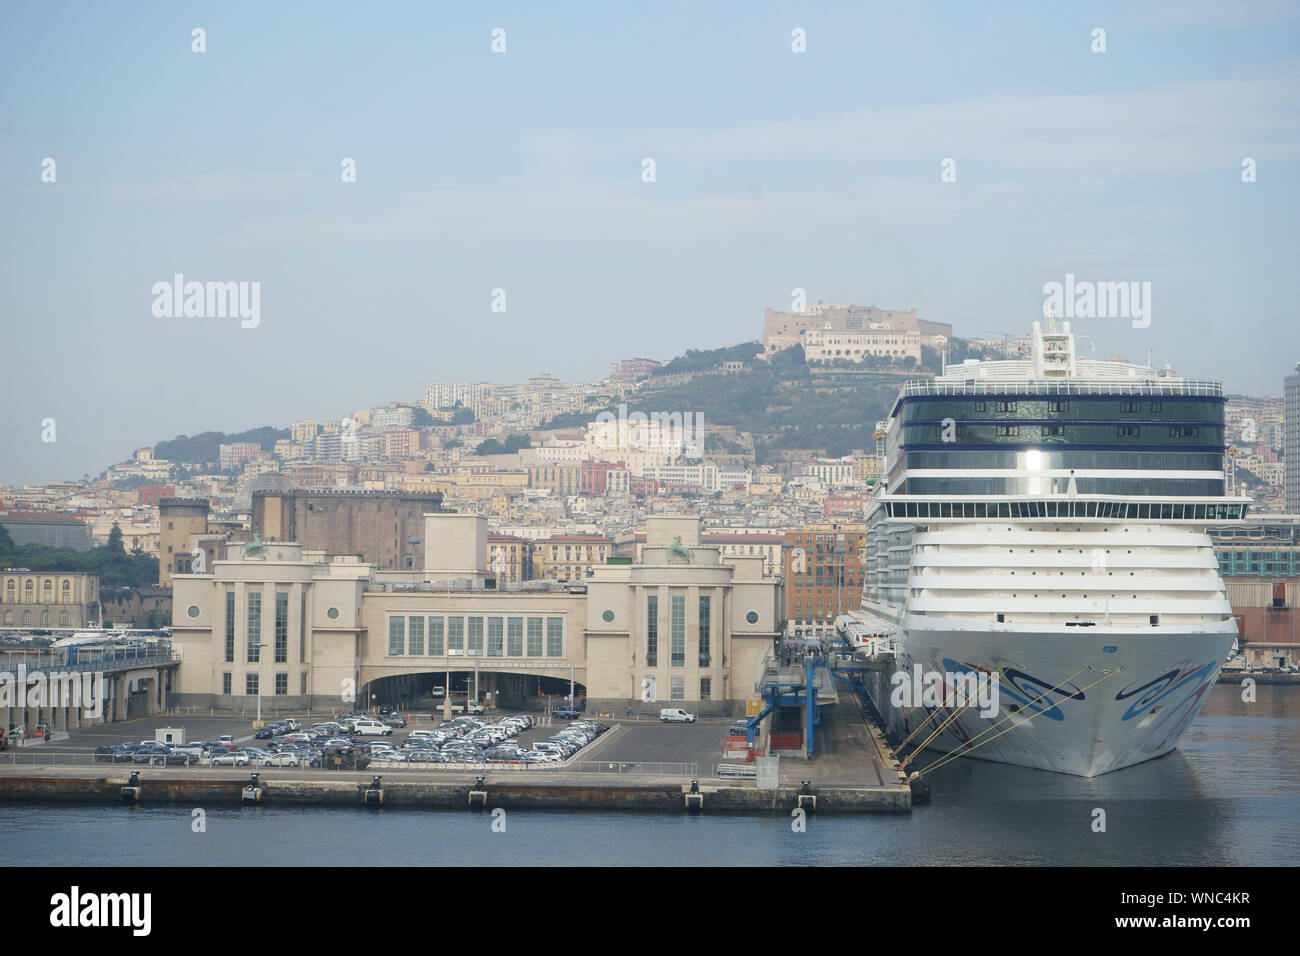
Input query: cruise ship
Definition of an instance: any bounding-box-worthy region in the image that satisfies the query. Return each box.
[849,317,1248,776]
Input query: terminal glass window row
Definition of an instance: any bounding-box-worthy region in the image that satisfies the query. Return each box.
[646,595,658,667]
[386,614,558,657]
[388,616,405,655]
[699,595,711,667]
[224,591,235,662]
[246,592,261,662]
[670,596,685,667]
[274,592,289,663]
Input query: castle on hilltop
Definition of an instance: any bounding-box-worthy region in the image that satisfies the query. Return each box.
[761,303,951,365]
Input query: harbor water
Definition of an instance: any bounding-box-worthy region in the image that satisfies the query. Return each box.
[3,684,1296,867]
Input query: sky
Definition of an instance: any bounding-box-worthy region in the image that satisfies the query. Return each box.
[2,0,1298,485]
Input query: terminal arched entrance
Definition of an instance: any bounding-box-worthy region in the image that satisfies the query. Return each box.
[359,669,587,716]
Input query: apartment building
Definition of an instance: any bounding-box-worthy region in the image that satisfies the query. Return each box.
[783,520,867,636]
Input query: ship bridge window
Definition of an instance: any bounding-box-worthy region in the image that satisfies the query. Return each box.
[995,401,1017,412]
[1117,426,1140,437]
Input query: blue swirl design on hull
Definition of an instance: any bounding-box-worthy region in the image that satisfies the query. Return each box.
[1114,660,1218,721]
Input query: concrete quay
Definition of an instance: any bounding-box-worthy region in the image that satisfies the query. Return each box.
[0,765,908,814]
[0,699,911,814]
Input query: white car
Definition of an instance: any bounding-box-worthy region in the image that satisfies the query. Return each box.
[209,752,250,767]
[258,753,300,767]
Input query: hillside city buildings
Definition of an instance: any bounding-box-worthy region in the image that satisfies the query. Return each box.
[2,306,1295,684]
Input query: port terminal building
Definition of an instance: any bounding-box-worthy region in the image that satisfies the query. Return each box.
[169,515,782,717]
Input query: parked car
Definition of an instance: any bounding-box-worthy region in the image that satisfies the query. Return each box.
[94,745,135,763]
[659,708,696,723]
[258,753,301,767]
[217,735,237,750]
[132,744,171,763]
[553,708,582,720]
[209,752,250,767]
[169,743,205,761]
[405,752,448,764]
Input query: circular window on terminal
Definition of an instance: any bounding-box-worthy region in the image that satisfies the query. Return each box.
[745,611,759,624]
[186,605,200,619]
[326,606,340,620]
[602,610,615,623]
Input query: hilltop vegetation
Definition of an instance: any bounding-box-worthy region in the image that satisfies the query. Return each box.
[651,342,763,377]
[545,343,936,461]
[152,426,289,464]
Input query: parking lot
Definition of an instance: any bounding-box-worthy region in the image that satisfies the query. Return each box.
[585,719,730,769]
[9,706,617,769]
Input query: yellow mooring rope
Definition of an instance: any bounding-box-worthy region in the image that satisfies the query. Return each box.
[892,664,1005,756]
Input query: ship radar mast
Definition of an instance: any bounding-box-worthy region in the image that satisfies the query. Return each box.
[1033,303,1077,378]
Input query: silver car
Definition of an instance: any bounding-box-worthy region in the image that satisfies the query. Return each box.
[209,752,250,767]
[258,753,301,767]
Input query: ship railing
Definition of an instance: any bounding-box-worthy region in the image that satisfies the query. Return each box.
[899,379,1223,398]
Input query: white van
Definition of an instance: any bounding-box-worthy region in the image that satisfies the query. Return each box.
[351,720,392,736]
[659,708,696,723]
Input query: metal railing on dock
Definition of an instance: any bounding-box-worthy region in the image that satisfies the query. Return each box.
[3,752,701,777]
[569,760,698,777]
[715,763,757,778]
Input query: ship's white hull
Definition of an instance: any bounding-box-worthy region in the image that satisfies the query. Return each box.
[887,618,1234,776]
